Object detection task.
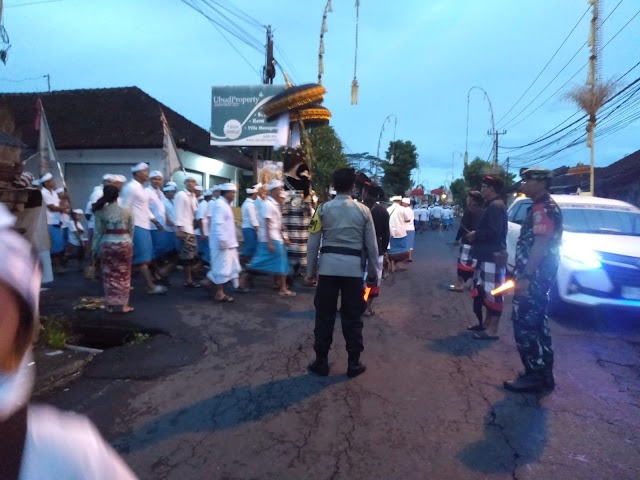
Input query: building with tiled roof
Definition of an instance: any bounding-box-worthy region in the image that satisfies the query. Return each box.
[0,86,252,209]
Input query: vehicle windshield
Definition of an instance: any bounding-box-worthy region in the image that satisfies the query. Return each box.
[562,207,640,236]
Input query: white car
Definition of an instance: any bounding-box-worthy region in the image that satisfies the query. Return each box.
[506,194,640,310]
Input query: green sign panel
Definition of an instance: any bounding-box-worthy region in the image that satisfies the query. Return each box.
[210,85,286,147]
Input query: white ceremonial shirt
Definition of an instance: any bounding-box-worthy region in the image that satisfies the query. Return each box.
[163,197,176,233]
[173,190,198,235]
[260,196,283,243]
[68,220,85,247]
[146,186,167,230]
[387,203,409,238]
[430,205,443,219]
[121,180,155,230]
[442,208,453,220]
[241,198,259,229]
[195,200,209,237]
[85,185,104,229]
[41,188,60,225]
[210,197,238,250]
[405,206,415,231]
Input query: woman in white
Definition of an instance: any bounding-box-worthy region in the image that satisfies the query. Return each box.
[202,183,243,302]
[401,197,416,261]
[0,203,137,479]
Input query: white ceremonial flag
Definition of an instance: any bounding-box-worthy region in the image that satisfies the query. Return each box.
[161,109,185,181]
[35,98,65,187]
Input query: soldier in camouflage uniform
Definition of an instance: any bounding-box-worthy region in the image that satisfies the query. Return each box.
[504,168,563,393]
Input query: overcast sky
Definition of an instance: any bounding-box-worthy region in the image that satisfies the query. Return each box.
[2,0,638,190]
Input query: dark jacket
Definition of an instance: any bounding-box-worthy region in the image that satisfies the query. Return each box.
[455,207,483,243]
[370,203,391,255]
[470,196,508,262]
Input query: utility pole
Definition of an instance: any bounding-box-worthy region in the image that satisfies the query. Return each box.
[586,0,602,195]
[505,156,510,176]
[488,129,507,165]
[46,73,50,92]
[262,25,275,85]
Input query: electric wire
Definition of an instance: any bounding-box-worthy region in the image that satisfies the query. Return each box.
[500,1,625,129]
[495,5,590,126]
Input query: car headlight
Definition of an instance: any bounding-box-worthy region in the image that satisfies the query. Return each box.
[560,242,602,269]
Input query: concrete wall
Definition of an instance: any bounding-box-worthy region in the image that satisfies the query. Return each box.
[55,148,250,211]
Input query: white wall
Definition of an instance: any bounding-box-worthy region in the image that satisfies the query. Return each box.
[57,148,250,210]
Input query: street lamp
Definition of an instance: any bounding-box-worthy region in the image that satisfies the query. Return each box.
[464,86,495,166]
[373,114,397,182]
[452,150,463,182]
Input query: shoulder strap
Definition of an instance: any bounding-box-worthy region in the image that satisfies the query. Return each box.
[0,404,28,480]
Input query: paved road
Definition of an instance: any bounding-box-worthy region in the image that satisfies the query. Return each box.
[42,225,640,479]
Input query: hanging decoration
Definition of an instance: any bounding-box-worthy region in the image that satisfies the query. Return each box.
[351,0,360,105]
[318,0,332,85]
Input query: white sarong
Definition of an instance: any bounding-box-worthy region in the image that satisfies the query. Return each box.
[207,247,241,285]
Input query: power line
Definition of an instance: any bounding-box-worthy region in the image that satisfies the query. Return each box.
[210,0,265,31]
[500,0,625,129]
[5,0,62,7]
[501,59,640,150]
[0,74,48,82]
[496,5,590,126]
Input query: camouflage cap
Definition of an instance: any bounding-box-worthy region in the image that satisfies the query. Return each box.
[521,168,553,180]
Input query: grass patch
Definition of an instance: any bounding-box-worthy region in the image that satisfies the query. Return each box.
[39,315,71,349]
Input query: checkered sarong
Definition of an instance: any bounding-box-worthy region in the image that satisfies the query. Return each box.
[281,199,311,268]
[457,243,476,272]
[471,261,506,313]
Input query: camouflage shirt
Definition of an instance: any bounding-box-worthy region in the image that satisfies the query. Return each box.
[514,193,563,281]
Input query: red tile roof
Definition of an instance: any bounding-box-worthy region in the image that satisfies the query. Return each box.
[0,86,251,170]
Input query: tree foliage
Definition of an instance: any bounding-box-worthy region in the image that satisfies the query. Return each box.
[307,125,348,197]
[450,178,468,206]
[381,140,418,196]
[462,157,516,192]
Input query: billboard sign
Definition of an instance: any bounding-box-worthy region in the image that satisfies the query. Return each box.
[210,85,287,147]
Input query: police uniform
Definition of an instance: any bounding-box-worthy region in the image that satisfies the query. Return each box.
[306,193,379,377]
[506,168,562,392]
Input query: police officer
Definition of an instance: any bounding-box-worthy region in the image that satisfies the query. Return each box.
[305,168,379,378]
[504,168,562,393]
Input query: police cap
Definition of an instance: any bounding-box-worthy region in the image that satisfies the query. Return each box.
[521,168,553,181]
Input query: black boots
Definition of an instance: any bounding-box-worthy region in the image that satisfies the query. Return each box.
[347,353,366,378]
[504,370,554,393]
[307,357,329,377]
[307,353,367,378]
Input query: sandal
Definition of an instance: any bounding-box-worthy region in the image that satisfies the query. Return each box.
[448,285,464,292]
[466,324,486,331]
[472,332,499,340]
[215,295,235,303]
[278,290,297,297]
[234,287,251,294]
[184,282,202,289]
[363,309,375,317]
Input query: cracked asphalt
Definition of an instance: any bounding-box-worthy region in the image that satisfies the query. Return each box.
[40,225,640,479]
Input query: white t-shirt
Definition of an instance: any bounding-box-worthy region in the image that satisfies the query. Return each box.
[442,208,453,220]
[260,196,283,242]
[121,180,155,230]
[41,188,60,225]
[430,206,443,219]
[67,220,85,246]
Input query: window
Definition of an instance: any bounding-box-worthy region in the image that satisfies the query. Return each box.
[508,200,532,224]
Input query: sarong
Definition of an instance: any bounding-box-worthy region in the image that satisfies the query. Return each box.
[389,236,408,256]
[281,200,311,268]
[151,230,176,259]
[100,241,133,305]
[457,243,476,281]
[132,226,153,265]
[247,240,289,275]
[48,225,64,254]
[471,261,506,314]
[406,230,415,250]
[241,227,258,258]
[177,233,197,265]
[207,248,241,284]
[197,235,210,264]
